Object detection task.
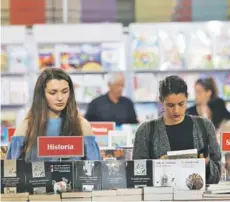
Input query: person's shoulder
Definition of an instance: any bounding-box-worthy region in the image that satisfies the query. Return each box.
[79,116,93,136]
[89,94,107,104]
[14,119,28,136]
[120,96,134,104]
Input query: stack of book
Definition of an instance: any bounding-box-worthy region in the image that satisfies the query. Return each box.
[61,192,92,201]
[207,181,230,194]
[92,190,116,201]
[28,194,61,201]
[174,190,203,200]
[116,188,142,201]
[143,187,173,201]
[1,193,29,201]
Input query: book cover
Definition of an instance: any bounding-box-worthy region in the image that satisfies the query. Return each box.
[133,73,158,102]
[126,160,153,188]
[75,161,102,191]
[7,45,29,73]
[132,32,160,69]
[38,45,55,70]
[159,31,186,70]
[1,160,26,193]
[101,42,124,71]
[175,159,206,191]
[101,160,126,189]
[83,75,105,103]
[153,159,177,187]
[1,45,8,72]
[48,162,74,194]
[25,161,51,194]
[187,29,213,69]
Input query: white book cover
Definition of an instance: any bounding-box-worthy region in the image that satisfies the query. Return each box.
[70,75,84,103]
[153,159,177,187]
[121,124,140,147]
[133,73,158,102]
[101,42,125,71]
[83,75,106,103]
[7,45,29,73]
[9,79,29,104]
[187,29,213,69]
[175,159,206,191]
[1,78,10,105]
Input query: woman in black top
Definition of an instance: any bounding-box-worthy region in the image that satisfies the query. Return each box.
[133,75,221,184]
[187,77,218,117]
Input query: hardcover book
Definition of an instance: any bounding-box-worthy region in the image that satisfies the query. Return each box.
[1,160,26,193]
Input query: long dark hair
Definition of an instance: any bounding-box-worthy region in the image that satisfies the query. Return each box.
[24,68,82,153]
[209,98,230,129]
[196,77,218,100]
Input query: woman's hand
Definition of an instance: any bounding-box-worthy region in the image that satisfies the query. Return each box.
[199,153,209,165]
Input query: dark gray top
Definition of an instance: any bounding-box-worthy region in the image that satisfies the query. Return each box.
[133,115,221,184]
[85,93,138,125]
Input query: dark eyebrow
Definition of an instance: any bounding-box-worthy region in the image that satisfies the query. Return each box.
[48,87,69,91]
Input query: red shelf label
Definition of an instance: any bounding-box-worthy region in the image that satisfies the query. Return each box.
[37,136,84,157]
[222,132,230,152]
[90,122,115,135]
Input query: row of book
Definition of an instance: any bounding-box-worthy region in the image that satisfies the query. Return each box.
[2,22,230,72]
[1,159,205,195]
[2,187,230,201]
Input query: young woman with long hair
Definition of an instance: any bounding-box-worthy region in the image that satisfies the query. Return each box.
[6,68,101,161]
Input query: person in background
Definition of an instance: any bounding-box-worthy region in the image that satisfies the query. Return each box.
[208,98,230,132]
[6,68,101,162]
[133,75,221,184]
[187,77,218,118]
[85,72,138,125]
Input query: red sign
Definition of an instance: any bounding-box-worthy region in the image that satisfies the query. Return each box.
[222,132,230,152]
[8,128,16,142]
[37,136,84,157]
[90,122,115,136]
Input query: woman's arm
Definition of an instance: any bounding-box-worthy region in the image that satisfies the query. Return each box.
[79,116,93,136]
[79,116,101,160]
[6,120,28,159]
[133,122,150,159]
[204,119,221,184]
